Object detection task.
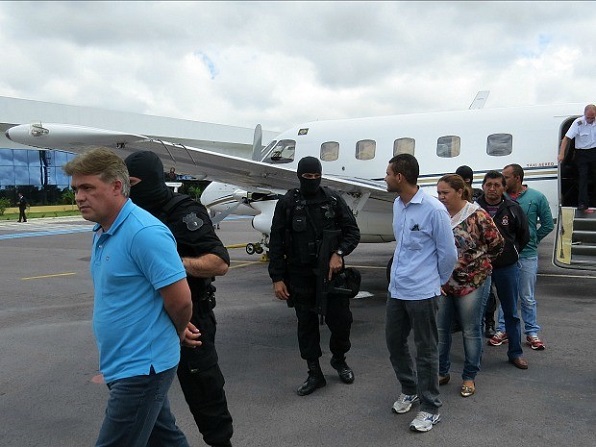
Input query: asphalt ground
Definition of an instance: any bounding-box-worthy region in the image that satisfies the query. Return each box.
[0,216,594,447]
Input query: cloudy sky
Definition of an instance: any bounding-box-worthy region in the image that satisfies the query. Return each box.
[0,1,594,132]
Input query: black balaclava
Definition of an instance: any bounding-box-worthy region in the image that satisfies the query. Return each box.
[297,156,322,197]
[124,151,173,213]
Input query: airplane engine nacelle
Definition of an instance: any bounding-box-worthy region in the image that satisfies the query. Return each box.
[250,200,278,236]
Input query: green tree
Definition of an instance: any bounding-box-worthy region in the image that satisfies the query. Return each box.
[187,185,204,201]
[61,188,76,209]
[0,197,10,216]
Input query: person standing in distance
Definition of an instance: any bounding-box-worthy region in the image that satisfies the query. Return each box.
[63,148,192,447]
[558,104,596,211]
[125,151,234,447]
[268,156,360,396]
[502,163,554,351]
[17,192,27,222]
[384,154,457,433]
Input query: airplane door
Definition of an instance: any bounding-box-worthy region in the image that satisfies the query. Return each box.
[553,116,596,270]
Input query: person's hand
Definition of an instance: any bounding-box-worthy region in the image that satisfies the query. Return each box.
[273,281,290,300]
[328,253,343,280]
[181,322,202,348]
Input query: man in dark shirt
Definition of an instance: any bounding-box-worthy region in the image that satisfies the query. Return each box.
[477,171,530,369]
[268,156,360,396]
[125,151,234,447]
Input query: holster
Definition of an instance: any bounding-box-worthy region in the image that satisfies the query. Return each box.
[195,290,216,315]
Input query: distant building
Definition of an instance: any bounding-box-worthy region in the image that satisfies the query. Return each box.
[0,96,277,204]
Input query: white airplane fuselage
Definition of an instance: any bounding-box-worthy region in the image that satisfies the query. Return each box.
[202,104,580,242]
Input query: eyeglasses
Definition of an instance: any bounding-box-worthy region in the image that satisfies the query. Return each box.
[301,173,321,179]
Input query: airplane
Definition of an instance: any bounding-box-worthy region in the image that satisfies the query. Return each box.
[5,102,596,271]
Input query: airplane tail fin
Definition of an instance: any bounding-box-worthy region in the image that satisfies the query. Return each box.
[251,124,263,160]
[469,91,490,110]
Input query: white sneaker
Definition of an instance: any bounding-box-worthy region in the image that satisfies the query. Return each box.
[391,393,419,414]
[409,411,441,432]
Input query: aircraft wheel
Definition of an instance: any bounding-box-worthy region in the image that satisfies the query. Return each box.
[246,243,255,255]
[255,245,264,254]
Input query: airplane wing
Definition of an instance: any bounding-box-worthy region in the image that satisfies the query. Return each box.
[5,123,396,207]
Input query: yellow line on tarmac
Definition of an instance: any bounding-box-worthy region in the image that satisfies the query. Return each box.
[229,261,263,269]
[226,244,248,249]
[22,272,77,281]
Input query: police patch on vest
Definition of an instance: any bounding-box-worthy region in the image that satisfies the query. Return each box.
[182,212,203,231]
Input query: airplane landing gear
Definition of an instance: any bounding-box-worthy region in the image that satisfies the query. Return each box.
[245,243,264,255]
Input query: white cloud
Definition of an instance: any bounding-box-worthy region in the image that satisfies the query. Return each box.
[0,1,595,133]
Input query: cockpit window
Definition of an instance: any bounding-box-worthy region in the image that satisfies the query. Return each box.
[321,141,339,161]
[355,139,376,160]
[487,133,513,156]
[263,139,296,164]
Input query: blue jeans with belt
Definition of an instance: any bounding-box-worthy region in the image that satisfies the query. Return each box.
[96,366,189,447]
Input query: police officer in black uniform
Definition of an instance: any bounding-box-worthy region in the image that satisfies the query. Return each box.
[269,156,360,396]
[125,151,234,447]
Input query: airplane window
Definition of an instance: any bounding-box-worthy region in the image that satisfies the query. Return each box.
[264,139,295,164]
[487,133,513,156]
[356,139,376,160]
[320,141,339,161]
[436,135,461,158]
[393,138,415,156]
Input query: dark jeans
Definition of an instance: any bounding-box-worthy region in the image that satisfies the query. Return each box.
[18,208,26,222]
[576,148,596,207]
[178,310,233,447]
[96,366,189,447]
[491,263,523,360]
[385,296,441,414]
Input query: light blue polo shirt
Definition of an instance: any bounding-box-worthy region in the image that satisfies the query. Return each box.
[389,188,457,300]
[91,199,187,383]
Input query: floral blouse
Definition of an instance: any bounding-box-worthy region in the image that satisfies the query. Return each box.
[443,208,504,297]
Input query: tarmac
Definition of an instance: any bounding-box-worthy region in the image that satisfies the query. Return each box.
[0,216,594,447]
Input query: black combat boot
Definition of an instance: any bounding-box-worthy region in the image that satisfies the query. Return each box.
[297,359,326,396]
[330,356,355,384]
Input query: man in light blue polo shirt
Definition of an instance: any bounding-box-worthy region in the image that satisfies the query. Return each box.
[384,154,457,433]
[64,148,193,447]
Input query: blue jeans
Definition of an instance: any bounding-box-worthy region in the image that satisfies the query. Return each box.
[386,296,441,414]
[438,285,484,381]
[491,263,524,360]
[96,366,189,447]
[497,257,540,336]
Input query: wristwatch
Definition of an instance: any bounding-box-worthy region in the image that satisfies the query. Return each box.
[335,249,344,257]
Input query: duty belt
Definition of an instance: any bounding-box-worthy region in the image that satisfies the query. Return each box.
[196,290,216,314]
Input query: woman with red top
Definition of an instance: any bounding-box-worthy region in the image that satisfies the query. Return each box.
[436,174,504,397]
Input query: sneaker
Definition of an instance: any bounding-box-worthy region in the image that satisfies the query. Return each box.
[526,335,545,350]
[409,411,441,432]
[488,331,508,346]
[391,393,419,414]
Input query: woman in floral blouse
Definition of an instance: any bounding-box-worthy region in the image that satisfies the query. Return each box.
[436,174,504,398]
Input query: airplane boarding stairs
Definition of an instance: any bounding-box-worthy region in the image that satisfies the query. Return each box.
[555,207,596,269]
